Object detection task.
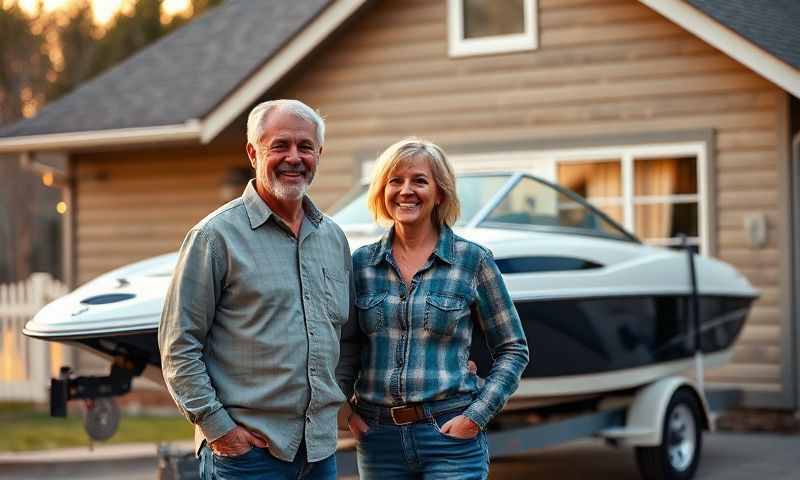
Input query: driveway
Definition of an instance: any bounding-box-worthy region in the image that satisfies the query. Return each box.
[1,432,797,479]
[489,432,800,479]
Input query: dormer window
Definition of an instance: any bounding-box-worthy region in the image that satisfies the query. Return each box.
[448,0,538,57]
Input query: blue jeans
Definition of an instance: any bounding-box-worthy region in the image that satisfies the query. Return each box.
[199,440,336,480]
[357,407,490,480]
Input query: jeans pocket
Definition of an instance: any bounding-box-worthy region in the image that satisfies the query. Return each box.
[431,410,477,442]
[212,446,264,478]
[358,415,381,441]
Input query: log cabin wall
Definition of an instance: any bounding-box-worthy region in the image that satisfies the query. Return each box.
[72,0,791,405]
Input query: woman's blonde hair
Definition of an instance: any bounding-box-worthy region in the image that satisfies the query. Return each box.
[367,137,460,226]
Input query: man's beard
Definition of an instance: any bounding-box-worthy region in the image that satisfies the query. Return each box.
[259,164,313,201]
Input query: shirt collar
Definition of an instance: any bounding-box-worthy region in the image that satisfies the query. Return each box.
[242,179,323,230]
[368,224,455,266]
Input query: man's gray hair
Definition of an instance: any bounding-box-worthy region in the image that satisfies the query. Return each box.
[246,99,325,147]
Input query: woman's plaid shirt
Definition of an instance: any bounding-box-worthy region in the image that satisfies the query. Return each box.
[336,226,529,428]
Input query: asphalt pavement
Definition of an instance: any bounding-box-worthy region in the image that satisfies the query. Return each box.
[0,432,798,479]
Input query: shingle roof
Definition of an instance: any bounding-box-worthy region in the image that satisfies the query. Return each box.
[0,0,330,138]
[686,0,800,69]
[1,0,797,141]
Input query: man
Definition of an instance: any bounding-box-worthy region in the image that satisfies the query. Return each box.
[159,99,352,480]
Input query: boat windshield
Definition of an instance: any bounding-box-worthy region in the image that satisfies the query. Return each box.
[481,176,635,241]
[330,173,635,242]
[331,174,512,226]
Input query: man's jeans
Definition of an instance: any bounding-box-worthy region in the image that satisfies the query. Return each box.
[356,408,489,480]
[199,441,336,480]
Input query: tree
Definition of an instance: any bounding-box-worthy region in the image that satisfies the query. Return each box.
[0,2,51,124]
[0,3,53,282]
[48,0,223,102]
[0,0,224,283]
[47,1,99,102]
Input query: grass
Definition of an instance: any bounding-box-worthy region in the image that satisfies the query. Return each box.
[0,402,193,452]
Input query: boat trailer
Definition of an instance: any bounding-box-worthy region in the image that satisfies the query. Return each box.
[153,377,740,480]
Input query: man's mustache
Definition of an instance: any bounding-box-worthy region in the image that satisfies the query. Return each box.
[276,164,307,174]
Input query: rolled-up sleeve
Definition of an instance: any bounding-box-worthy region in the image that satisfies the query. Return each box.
[462,251,530,429]
[158,228,236,443]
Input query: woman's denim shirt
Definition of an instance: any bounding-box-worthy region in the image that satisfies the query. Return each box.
[338,225,529,429]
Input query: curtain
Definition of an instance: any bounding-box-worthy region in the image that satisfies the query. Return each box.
[634,159,678,240]
[558,161,623,224]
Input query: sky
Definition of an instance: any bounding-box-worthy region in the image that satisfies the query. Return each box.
[12,0,191,24]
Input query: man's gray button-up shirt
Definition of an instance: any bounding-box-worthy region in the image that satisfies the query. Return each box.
[159,180,353,462]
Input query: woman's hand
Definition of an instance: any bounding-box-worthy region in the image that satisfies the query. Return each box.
[338,402,369,440]
[348,411,370,440]
[439,415,480,439]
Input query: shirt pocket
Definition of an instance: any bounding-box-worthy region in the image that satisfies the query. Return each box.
[355,291,387,335]
[424,293,469,337]
[323,266,349,325]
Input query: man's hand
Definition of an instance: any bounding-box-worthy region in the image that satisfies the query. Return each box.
[210,425,269,457]
[348,411,370,441]
[439,415,480,439]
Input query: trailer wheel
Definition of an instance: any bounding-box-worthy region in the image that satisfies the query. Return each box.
[635,388,702,480]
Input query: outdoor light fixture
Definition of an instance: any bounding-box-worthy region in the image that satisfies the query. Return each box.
[42,171,55,187]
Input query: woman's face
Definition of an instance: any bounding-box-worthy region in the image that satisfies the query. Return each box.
[383,157,440,228]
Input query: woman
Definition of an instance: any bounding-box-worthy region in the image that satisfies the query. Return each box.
[336,138,529,479]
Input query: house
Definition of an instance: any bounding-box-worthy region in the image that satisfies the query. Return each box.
[0,0,798,411]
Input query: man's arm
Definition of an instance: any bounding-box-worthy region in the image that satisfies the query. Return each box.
[158,228,237,444]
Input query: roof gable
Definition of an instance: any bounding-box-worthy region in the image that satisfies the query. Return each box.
[0,0,798,153]
[686,0,800,70]
[0,0,331,139]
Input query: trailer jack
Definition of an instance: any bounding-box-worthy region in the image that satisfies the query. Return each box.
[50,356,146,441]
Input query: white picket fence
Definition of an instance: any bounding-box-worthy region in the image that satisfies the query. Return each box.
[0,273,68,402]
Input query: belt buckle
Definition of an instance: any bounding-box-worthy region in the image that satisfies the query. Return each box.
[390,405,413,426]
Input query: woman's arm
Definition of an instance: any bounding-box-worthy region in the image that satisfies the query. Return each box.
[335,240,361,401]
[461,250,530,429]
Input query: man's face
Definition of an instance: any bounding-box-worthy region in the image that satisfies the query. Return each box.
[247,108,321,203]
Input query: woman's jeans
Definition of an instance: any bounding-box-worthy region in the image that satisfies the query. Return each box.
[357,405,490,479]
[199,440,336,480]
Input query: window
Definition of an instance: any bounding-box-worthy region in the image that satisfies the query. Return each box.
[557,160,624,226]
[448,0,538,57]
[557,154,702,251]
[449,141,709,253]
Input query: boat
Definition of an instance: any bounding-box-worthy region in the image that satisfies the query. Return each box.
[24,172,758,411]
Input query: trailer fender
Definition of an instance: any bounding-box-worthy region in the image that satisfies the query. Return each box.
[600,376,709,446]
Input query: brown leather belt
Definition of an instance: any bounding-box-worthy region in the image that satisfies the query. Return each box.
[387,404,426,426]
[355,394,473,426]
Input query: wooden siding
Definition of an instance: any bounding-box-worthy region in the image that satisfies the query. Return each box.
[74,145,249,282]
[73,0,789,400]
[279,0,788,396]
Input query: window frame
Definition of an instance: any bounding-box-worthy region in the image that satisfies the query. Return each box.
[447,0,539,58]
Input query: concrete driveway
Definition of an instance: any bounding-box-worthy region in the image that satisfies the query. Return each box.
[1,432,797,479]
[489,432,800,479]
